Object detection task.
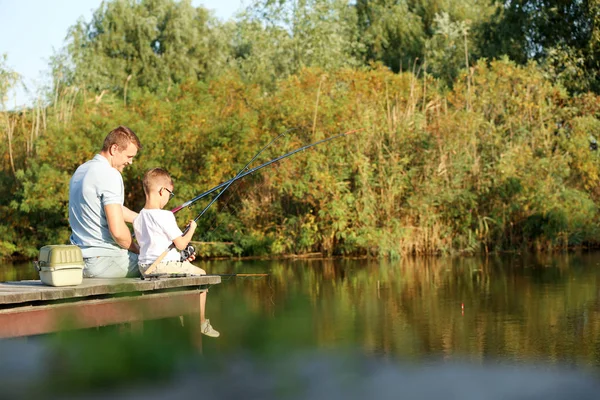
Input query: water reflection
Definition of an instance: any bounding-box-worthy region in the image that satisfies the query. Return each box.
[2,253,600,369]
[199,253,600,369]
[0,261,38,282]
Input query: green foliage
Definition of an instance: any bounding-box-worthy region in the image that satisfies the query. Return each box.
[0,53,20,107]
[42,320,195,393]
[355,0,498,76]
[425,12,470,86]
[479,0,600,93]
[355,0,425,72]
[58,0,219,94]
[4,0,600,260]
[231,0,364,86]
[5,58,600,260]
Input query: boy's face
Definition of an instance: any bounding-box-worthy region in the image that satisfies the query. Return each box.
[159,184,175,208]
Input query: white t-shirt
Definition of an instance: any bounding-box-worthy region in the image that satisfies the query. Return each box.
[133,209,183,264]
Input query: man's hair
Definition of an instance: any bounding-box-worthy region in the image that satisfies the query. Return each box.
[102,125,142,152]
[143,168,173,195]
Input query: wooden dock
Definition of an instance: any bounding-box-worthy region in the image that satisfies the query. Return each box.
[0,276,221,338]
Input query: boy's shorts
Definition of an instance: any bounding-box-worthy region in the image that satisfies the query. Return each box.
[83,251,139,278]
[138,260,206,276]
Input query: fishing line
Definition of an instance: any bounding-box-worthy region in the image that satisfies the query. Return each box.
[191,127,295,224]
[169,128,361,215]
[188,128,296,248]
[192,126,312,247]
[206,144,309,250]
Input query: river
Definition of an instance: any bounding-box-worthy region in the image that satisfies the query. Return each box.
[2,253,600,398]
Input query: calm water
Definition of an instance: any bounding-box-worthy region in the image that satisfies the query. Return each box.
[2,253,600,397]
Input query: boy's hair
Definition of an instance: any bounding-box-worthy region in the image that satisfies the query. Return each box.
[143,168,173,195]
[102,125,142,152]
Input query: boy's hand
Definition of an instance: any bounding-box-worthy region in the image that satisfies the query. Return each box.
[187,220,197,231]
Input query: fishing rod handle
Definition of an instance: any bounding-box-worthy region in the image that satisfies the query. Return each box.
[142,243,175,276]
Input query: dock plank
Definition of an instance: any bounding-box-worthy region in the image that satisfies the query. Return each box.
[0,275,221,305]
[0,291,41,303]
[0,290,206,338]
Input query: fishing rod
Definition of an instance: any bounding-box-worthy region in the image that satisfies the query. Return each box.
[144,273,269,279]
[142,128,297,277]
[174,128,360,267]
[173,128,294,258]
[190,127,295,224]
[143,128,358,277]
[170,128,361,214]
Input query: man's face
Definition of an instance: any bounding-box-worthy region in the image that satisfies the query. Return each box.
[111,142,138,172]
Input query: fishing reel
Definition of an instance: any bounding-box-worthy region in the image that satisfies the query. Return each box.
[180,245,196,262]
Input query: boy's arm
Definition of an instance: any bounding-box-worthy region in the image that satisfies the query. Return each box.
[173,220,197,250]
[105,204,140,254]
[122,205,138,224]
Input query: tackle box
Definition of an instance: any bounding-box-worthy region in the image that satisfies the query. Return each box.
[34,245,84,286]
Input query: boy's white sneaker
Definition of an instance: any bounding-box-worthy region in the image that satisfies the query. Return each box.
[201,319,220,337]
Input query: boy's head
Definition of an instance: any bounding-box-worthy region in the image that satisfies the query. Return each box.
[143,168,174,204]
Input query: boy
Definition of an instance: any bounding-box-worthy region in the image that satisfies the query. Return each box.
[134,167,219,337]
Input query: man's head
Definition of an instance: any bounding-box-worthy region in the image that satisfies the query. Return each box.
[143,168,175,208]
[101,125,142,172]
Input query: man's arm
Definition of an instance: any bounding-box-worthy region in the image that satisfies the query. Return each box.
[105,204,140,254]
[122,205,138,224]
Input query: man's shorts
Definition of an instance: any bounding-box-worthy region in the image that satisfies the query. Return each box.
[138,260,206,276]
[83,251,139,278]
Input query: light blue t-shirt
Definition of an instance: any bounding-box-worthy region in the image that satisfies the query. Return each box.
[69,154,127,258]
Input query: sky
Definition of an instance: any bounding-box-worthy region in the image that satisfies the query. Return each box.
[0,0,245,109]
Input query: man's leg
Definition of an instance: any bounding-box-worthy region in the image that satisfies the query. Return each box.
[83,251,139,278]
[126,251,140,277]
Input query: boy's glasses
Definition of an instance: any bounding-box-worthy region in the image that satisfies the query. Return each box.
[162,187,175,199]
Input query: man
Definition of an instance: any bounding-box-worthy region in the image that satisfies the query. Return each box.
[69,125,142,278]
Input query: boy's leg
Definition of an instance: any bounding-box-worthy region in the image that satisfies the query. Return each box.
[140,260,219,337]
[148,261,206,275]
[181,261,206,275]
[199,291,219,337]
[200,291,206,322]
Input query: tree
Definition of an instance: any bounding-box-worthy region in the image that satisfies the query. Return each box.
[425,12,471,86]
[231,0,364,86]
[355,0,499,73]
[0,54,21,175]
[479,0,600,93]
[0,54,20,108]
[58,0,220,94]
[355,0,424,72]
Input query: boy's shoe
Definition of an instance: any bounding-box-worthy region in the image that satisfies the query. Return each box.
[201,319,220,337]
